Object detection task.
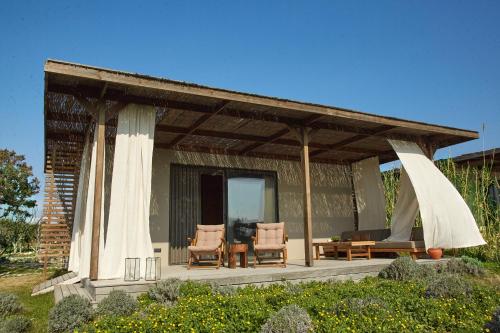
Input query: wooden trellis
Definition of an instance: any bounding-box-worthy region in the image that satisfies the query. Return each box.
[39,142,82,269]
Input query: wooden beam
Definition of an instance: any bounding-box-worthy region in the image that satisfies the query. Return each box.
[309,125,395,158]
[74,95,98,120]
[89,106,105,280]
[167,101,229,148]
[155,124,383,156]
[240,128,290,154]
[299,128,314,267]
[105,101,129,121]
[45,60,479,140]
[154,141,351,165]
[47,83,431,143]
[240,114,323,154]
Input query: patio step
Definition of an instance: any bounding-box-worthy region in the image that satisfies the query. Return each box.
[54,283,94,304]
[70,258,448,304]
[31,271,78,296]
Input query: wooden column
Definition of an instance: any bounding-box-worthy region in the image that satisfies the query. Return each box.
[418,140,436,160]
[300,128,314,267]
[349,164,359,231]
[89,106,105,280]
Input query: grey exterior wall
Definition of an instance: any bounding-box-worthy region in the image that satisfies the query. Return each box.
[149,148,355,272]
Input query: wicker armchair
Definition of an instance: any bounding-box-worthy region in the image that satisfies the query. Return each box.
[251,222,287,268]
[187,224,225,269]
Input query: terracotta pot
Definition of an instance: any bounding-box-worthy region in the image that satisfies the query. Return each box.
[427,248,443,260]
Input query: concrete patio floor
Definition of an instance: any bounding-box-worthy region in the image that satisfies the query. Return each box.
[61,257,442,303]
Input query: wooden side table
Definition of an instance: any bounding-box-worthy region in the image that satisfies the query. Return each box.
[228,243,248,268]
[332,241,375,261]
[313,241,334,260]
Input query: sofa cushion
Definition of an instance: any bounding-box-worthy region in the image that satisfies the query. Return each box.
[341,229,390,242]
[372,240,425,249]
[411,227,424,241]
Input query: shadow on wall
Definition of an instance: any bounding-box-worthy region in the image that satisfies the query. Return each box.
[149,158,169,244]
[148,149,355,244]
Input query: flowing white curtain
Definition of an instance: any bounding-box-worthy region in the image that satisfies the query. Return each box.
[384,167,419,241]
[99,104,156,280]
[351,157,386,230]
[68,131,91,273]
[68,129,106,278]
[388,139,486,249]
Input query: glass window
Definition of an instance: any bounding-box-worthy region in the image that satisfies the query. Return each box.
[227,173,277,254]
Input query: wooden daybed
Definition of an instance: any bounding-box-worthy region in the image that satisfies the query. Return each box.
[339,227,426,260]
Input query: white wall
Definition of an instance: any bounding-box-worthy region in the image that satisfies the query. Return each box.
[149,148,355,272]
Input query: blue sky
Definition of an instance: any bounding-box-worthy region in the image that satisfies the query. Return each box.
[0,1,499,209]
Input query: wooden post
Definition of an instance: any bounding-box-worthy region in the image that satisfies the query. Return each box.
[418,140,436,160]
[300,128,314,267]
[89,106,105,280]
[349,164,359,231]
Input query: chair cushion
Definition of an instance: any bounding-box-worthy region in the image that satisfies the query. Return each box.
[196,224,224,247]
[257,222,284,245]
[372,241,425,249]
[188,245,220,252]
[197,224,224,232]
[254,244,286,251]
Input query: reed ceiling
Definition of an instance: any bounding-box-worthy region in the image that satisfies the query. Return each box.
[44,60,479,171]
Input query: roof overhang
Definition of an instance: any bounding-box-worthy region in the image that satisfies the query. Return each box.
[43,59,479,170]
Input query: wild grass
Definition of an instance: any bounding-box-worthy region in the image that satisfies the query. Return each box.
[383,158,499,263]
[0,272,54,332]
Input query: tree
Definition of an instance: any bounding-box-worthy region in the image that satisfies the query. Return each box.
[0,149,40,220]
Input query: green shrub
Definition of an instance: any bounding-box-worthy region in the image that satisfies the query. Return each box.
[96,290,137,317]
[442,256,485,276]
[173,280,237,298]
[0,293,22,318]
[485,307,500,333]
[378,257,421,280]
[260,304,313,333]
[89,277,499,333]
[0,315,32,333]
[283,282,304,295]
[209,281,237,296]
[147,278,182,306]
[48,295,93,333]
[178,280,213,297]
[332,297,387,315]
[425,274,472,298]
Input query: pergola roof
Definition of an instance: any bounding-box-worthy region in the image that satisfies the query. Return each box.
[44,59,479,170]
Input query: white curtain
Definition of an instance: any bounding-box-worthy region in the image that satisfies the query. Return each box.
[388,139,486,249]
[71,129,106,278]
[384,167,419,241]
[99,104,156,280]
[352,157,386,230]
[68,131,91,273]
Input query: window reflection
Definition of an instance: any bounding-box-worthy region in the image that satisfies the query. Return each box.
[227,175,277,255]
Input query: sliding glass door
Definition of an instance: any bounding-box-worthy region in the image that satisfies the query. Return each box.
[169,164,278,264]
[227,172,277,255]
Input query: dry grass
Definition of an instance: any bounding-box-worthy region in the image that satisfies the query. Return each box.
[0,257,56,333]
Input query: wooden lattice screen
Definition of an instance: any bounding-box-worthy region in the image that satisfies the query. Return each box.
[39,142,82,267]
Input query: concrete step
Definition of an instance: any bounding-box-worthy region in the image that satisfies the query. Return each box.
[54,283,94,304]
[31,271,78,296]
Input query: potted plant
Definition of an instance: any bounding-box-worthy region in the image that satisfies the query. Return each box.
[330,235,340,242]
[427,248,443,260]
